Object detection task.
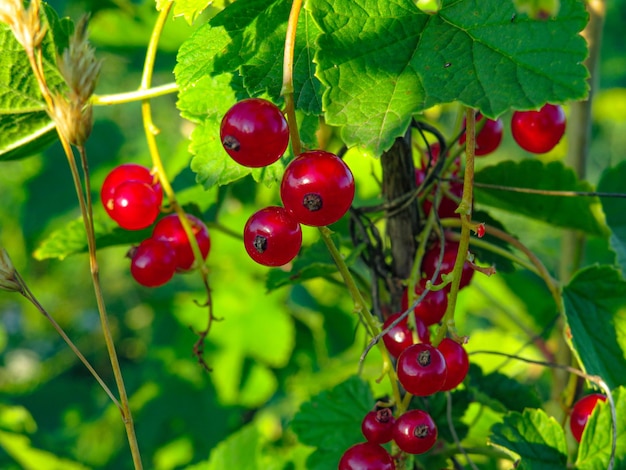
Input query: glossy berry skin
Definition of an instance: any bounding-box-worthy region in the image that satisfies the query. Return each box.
[108,181,162,230]
[243,206,302,266]
[338,442,395,470]
[129,238,177,287]
[101,163,162,206]
[437,338,469,391]
[460,114,503,156]
[421,241,474,291]
[101,164,162,230]
[280,150,355,226]
[401,279,449,327]
[396,343,447,396]
[220,98,289,168]
[382,312,430,358]
[152,214,211,271]
[393,409,438,455]
[511,103,566,154]
[569,393,606,443]
[361,408,395,444]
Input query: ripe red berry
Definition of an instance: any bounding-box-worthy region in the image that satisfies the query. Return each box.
[152,213,211,271]
[511,103,566,154]
[280,150,355,226]
[382,312,430,358]
[361,408,395,444]
[460,114,503,156]
[437,338,469,391]
[129,238,177,287]
[339,442,395,470]
[421,241,474,291]
[243,206,302,266]
[401,279,448,327]
[220,98,289,167]
[393,409,438,455]
[569,393,606,443]
[396,343,447,396]
[101,164,163,230]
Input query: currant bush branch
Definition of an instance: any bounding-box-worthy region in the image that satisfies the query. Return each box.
[281,0,303,156]
[91,82,179,106]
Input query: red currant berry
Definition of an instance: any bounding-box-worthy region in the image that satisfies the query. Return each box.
[421,241,474,291]
[396,343,447,396]
[280,150,355,226]
[243,206,302,266]
[475,223,485,238]
[569,393,606,443]
[361,408,395,444]
[152,214,211,271]
[129,238,177,287]
[382,312,430,358]
[437,338,469,391]
[393,409,438,455]
[339,442,395,470]
[401,279,448,327]
[108,181,162,230]
[511,103,566,154]
[101,163,162,206]
[460,114,503,156]
[220,98,289,167]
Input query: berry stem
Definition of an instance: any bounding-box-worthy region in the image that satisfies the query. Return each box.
[281,0,303,156]
[91,82,179,106]
[433,108,476,345]
[140,0,215,371]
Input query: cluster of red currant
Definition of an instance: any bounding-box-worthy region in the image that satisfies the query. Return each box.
[101,163,211,287]
[220,98,355,266]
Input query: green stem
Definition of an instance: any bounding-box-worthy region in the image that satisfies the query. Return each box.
[281,0,303,156]
[433,108,475,345]
[92,82,178,106]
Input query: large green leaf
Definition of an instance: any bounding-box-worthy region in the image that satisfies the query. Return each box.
[311,0,588,154]
[576,386,626,470]
[474,160,606,236]
[0,5,71,160]
[597,161,626,278]
[175,0,322,114]
[489,408,568,470]
[291,376,374,469]
[184,424,262,470]
[563,266,626,390]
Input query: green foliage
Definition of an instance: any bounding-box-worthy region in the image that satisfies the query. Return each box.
[0,6,71,160]
[474,159,606,236]
[312,0,588,154]
[291,376,374,469]
[490,408,568,469]
[598,161,626,277]
[563,266,626,390]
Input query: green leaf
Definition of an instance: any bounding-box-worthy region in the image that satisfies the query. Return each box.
[468,364,542,413]
[576,386,626,470]
[597,161,626,277]
[33,216,151,261]
[291,376,374,468]
[311,0,588,154]
[474,160,606,236]
[0,6,71,160]
[489,409,568,470]
[157,0,213,24]
[0,430,90,470]
[563,266,626,390]
[174,0,322,114]
[184,423,262,470]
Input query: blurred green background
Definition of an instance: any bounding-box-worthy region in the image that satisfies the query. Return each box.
[1,0,625,468]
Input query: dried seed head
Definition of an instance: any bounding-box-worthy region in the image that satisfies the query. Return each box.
[0,0,46,52]
[0,248,22,293]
